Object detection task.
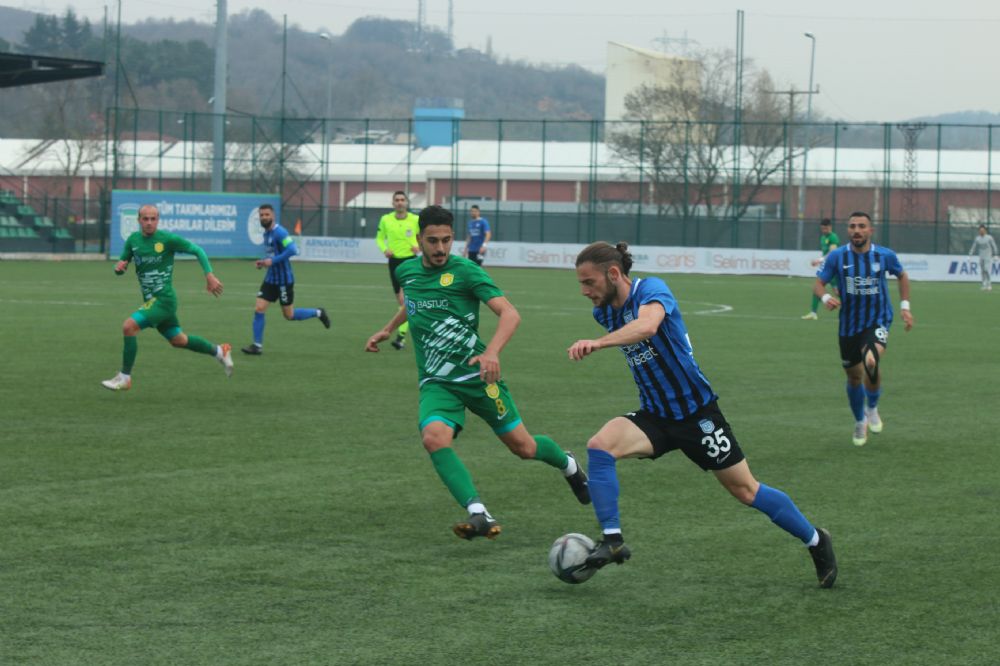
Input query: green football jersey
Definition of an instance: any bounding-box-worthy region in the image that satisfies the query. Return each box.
[120,230,212,302]
[820,231,840,256]
[395,255,504,385]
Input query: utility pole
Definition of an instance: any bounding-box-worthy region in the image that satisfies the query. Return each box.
[211,0,228,192]
[766,84,818,248]
[732,9,744,224]
[652,30,698,56]
[897,123,927,223]
[447,0,454,48]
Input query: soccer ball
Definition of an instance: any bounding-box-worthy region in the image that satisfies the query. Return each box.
[548,533,598,584]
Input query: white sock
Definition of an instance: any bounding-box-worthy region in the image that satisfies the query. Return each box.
[467,502,486,516]
[562,455,578,477]
[807,530,820,547]
[120,372,130,380]
[602,528,622,536]
[215,346,224,359]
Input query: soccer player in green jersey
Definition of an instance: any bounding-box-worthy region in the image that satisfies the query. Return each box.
[802,218,840,320]
[101,204,234,391]
[365,205,589,540]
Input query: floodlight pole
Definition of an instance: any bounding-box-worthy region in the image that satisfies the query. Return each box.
[319,33,334,236]
[211,0,228,192]
[796,32,817,250]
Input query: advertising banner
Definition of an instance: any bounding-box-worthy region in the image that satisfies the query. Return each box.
[110,190,280,258]
[293,236,994,283]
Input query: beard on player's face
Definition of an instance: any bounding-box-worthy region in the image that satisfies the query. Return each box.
[595,275,618,307]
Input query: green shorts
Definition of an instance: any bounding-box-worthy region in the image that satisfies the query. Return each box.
[418,379,522,437]
[131,296,183,340]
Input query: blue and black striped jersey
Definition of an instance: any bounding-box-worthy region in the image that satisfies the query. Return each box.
[818,244,905,337]
[594,276,717,420]
[262,223,298,286]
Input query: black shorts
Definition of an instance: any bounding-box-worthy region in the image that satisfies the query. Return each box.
[624,401,745,471]
[258,281,294,306]
[388,256,416,294]
[467,249,484,265]
[839,325,889,367]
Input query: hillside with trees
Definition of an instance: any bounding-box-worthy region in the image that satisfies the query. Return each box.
[0,8,603,140]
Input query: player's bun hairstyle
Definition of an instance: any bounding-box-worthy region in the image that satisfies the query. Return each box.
[575,241,634,276]
[418,205,454,231]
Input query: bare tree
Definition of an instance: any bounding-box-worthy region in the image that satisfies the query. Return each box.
[608,49,793,220]
[22,81,104,206]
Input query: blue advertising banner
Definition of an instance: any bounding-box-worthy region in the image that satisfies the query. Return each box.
[110,190,281,258]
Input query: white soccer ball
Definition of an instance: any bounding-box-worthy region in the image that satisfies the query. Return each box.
[548,533,598,584]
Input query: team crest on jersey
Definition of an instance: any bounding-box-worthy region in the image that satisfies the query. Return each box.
[485,383,500,399]
[698,419,715,434]
[440,273,454,286]
[154,242,164,253]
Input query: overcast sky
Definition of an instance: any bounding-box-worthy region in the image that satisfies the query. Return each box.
[18,0,1000,121]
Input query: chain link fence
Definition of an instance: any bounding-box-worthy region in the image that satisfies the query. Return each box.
[3,108,998,254]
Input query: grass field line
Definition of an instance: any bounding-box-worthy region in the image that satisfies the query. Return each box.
[0,460,312,494]
[0,298,105,306]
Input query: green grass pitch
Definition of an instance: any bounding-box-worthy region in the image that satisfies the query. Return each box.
[1,258,998,664]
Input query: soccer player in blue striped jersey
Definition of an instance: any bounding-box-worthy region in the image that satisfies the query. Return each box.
[814,211,914,446]
[242,204,330,355]
[568,241,837,588]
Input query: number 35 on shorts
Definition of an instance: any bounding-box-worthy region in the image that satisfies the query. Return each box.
[698,418,732,458]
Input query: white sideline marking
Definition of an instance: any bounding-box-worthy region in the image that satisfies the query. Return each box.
[0,298,103,306]
[687,302,734,315]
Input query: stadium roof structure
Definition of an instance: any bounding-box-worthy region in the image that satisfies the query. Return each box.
[0,52,104,88]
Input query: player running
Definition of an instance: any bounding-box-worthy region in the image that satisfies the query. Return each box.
[802,218,840,319]
[814,211,913,446]
[568,241,837,588]
[366,205,589,540]
[102,204,233,391]
[241,203,330,355]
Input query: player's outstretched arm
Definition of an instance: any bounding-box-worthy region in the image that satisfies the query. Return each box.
[206,273,224,297]
[897,272,914,331]
[366,309,409,352]
[568,302,665,361]
[114,260,129,275]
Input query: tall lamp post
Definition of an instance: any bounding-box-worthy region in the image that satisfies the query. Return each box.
[319,33,334,236]
[796,31,817,250]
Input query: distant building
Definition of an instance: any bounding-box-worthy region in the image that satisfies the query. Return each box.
[604,41,700,122]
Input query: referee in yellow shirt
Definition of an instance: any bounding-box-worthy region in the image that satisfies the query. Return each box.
[376,190,421,349]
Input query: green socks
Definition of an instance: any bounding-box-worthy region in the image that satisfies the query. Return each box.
[810,294,820,313]
[533,435,569,470]
[122,335,137,374]
[184,335,215,355]
[429,447,479,508]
